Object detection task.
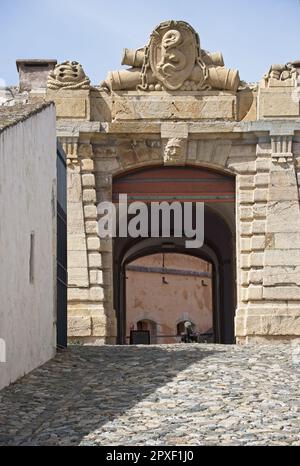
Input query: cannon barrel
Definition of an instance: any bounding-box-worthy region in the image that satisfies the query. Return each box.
[201,50,224,67]
[106,68,155,91]
[207,66,240,92]
[121,48,145,68]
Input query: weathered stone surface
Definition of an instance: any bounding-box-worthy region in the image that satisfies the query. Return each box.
[91,316,107,336]
[112,93,237,121]
[248,269,263,284]
[89,270,103,285]
[86,236,101,251]
[251,235,266,250]
[265,250,300,266]
[236,306,300,337]
[260,90,300,118]
[83,205,97,219]
[22,21,300,345]
[88,253,102,268]
[263,287,300,300]
[68,317,91,336]
[80,158,94,171]
[55,98,87,118]
[68,267,89,288]
[82,189,96,203]
[82,174,95,188]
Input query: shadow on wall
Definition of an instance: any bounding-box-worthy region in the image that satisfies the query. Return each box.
[0,345,220,446]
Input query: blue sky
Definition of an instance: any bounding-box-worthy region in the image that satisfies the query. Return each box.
[1,0,300,86]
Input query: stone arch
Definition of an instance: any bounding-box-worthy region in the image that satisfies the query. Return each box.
[112,164,236,344]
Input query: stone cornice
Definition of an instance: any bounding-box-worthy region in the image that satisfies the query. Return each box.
[56,118,300,141]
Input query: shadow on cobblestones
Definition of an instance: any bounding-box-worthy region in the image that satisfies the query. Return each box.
[0,344,216,445]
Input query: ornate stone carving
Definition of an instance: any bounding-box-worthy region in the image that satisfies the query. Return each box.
[163,138,185,164]
[59,136,79,161]
[101,20,240,93]
[149,23,198,91]
[271,135,293,163]
[264,61,300,86]
[47,61,90,90]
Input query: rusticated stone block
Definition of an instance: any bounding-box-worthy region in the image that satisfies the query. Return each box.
[250,252,264,267]
[248,269,263,284]
[92,316,108,337]
[251,235,266,250]
[240,254,250,268]
[85,220,98,234]
[89,270,104,285]
[255,173,269,186]
[82,174,95,187]
[83,188,96,203]
[87,236,101,251]
[239,206,253,221]
[89,286,105,301]
[254,189,268,202]
[247,285,263,300]
[81,158,94,172]
[88,253,102,268]
[252,220,265,235]
[84,205,97,219]
[238,175,255,189]
[240,222,252,236]
[239,190,254,204]
[68,316,91,337]
[240,238,251,252]
[255,158,270,172]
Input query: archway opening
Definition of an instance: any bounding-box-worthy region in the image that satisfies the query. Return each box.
[126,252,213,344]
[136,319,158,344]
[113,165,236,344]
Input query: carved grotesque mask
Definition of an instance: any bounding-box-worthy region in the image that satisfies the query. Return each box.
[54,61,85,82]
[164,138,183,162]
[47,61,90,90]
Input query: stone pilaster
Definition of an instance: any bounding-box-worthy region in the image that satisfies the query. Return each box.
[64,139,114,344]
[96,172,117,344]
[235,135,300,343]
[60,136,89,290]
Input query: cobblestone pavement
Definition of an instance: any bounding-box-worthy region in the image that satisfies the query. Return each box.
[0,344,299,446]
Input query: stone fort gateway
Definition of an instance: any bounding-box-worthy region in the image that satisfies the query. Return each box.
[11,19,300,346]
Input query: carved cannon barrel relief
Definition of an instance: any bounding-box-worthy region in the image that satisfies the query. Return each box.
[122,48,145,68]
[207,66,240,92]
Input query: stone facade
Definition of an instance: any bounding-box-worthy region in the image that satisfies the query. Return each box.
[5,19,300,344]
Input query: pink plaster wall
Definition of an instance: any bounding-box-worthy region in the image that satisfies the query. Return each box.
[126,253,213,344]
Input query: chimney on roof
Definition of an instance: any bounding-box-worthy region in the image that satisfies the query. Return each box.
[16,59,57,92]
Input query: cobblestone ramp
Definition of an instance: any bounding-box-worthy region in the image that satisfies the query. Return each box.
[0,344,299,446]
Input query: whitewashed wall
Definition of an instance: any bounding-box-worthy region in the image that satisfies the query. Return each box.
[0,104,57,390]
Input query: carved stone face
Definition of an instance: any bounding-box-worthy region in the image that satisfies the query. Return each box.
[53,61,85,83]
[164,138,183,162]
[47,60,90,90]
